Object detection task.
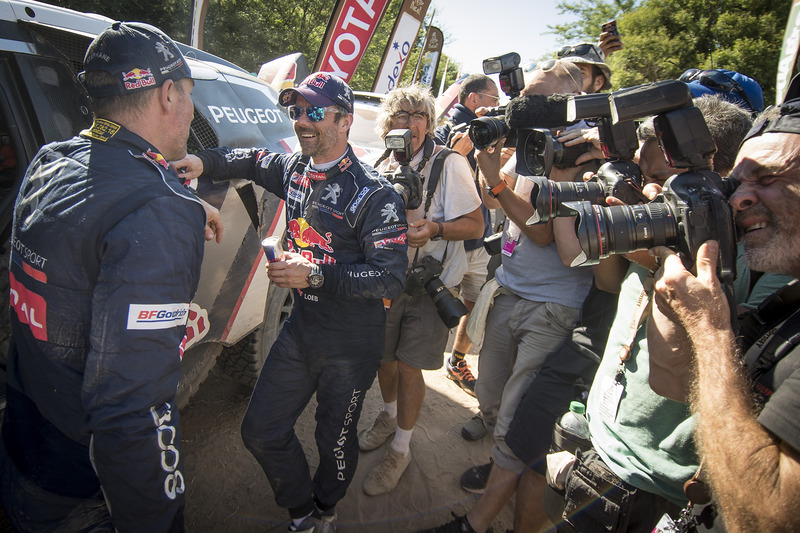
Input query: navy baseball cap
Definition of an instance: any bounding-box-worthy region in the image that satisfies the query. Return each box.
[680,69,764,114]
[79,22,208,98]
[279,72,354,114]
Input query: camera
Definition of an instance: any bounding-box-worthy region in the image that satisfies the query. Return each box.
[515,127,594,177]
[527,160,646,223]
[404,255,468,328]
[468,107,515,150]
[384,129,423,209]
[563,80,737,288]
[466,51,526,150]
[526,93,647,223]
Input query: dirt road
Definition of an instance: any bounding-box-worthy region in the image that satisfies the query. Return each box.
[181,352,515,532]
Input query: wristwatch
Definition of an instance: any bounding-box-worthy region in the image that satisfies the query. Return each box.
[486,181,507,198]
[307,264,324,289]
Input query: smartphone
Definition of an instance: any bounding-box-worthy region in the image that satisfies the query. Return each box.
[602,20,619,36]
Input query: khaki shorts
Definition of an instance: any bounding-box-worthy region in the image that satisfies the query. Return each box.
[459,247,491,302]
[383,292,450,370]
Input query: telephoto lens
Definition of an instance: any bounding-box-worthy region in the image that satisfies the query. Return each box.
[564,200,677,266]
[425,277,468,328]
[527,176,606,224]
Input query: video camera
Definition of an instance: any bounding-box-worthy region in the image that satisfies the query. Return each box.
[527,92,647,223]
[560,80,737,290]
[384,129,423,210]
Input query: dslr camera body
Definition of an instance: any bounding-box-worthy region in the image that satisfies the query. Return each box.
[562,80,737,289]
[384,129,424,210]
[404,254,468,329]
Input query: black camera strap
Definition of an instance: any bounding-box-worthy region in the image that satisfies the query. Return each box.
[410,146,456,267]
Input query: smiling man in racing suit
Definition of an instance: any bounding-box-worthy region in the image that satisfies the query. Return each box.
[0,22,218,533]
[172,72,408,532]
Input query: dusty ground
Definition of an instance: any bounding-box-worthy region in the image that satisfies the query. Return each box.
[181,350,515,533]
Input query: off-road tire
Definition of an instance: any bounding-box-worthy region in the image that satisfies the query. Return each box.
[176,342,223,409]
[217,284,293,390]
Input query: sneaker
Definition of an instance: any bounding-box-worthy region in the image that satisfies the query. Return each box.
[460,459,493,494]
[289,510,337,533]
[288,515,322,533]
[358,410,397,451]
[318,509,337,533]
[363,446,411,496]
[446,358,477,397]
[461,415,488,441]
[417,512,479,533]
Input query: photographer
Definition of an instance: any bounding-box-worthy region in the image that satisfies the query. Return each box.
[545,91,771,533]
[649,100,800,533]
[434,73,501,397]
[420,61,597,533]
[358,84,483,496]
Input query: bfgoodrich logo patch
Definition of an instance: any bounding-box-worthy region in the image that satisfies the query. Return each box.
[127,303,190,330]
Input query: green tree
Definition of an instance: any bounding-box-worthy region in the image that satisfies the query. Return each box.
[549,0,792,105]
[50,0,455,93]
[548,0,637,44]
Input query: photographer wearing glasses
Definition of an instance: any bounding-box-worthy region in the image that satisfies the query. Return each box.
[171,72,409,532]
[358,84,484,496]
[433,73,502,397]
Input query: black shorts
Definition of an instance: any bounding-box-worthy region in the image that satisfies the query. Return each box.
[505,330,600,476]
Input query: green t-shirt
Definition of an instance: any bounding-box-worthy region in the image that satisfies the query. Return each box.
[587,258,794,506]
[587,263,697,506]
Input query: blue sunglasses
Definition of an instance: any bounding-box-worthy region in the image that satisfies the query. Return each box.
[287,105,337,122]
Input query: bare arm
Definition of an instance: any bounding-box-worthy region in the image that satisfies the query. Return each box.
[476,145,553,246]
[653,242,800,532]
[407,208,484,249]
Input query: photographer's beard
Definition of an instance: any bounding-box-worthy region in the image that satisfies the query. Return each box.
[738,204,800,277]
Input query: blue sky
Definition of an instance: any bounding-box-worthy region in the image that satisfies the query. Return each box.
[428,0,576,75]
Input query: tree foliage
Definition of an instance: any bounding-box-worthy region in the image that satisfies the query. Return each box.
[549,0,792,105]
[548,0,637,44]
[48,0,459,94]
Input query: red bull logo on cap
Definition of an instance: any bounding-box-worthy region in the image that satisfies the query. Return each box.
[306,73,331,89]
[287,217,333,253]
[122,67,156,91]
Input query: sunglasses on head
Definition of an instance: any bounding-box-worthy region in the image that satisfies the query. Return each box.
[287,105,337,122]
[533,60,583,94]
[678,69,756,113]
[557,44,604,62]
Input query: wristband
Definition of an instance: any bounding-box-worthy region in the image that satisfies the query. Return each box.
[432,221,444,240]
[486,181,507,198]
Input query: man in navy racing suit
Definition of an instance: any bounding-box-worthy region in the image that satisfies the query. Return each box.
[172,72,408,532]
[0,22,220,533]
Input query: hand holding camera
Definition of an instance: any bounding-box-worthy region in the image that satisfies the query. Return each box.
[384,129,424,210]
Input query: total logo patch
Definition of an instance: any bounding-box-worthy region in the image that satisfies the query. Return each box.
[127,303,190,330]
